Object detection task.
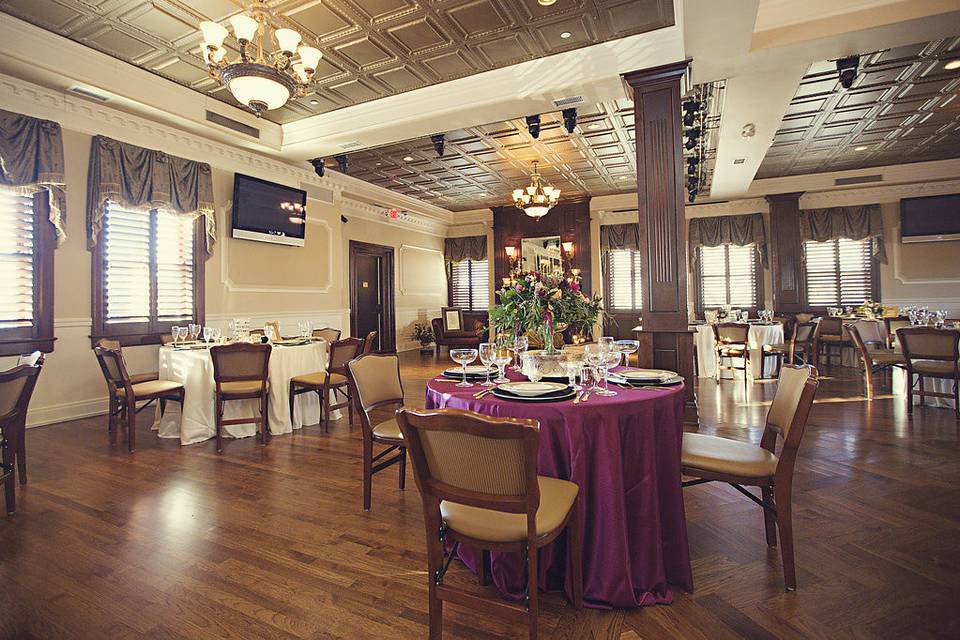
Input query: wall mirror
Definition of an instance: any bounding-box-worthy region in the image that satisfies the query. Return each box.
[521,235,562,275]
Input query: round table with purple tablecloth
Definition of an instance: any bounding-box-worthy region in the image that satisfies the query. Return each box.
[424,369,693,609]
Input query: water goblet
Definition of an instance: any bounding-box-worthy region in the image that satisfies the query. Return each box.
[171,326,181,345]
[584,345,605,390]
[186,323,199,342]
[450,348,478,388]
[596,350,622,397]
[511,335,528,371]
[478,342,496,386]
[202,326,213,343]
[527,354,543,384]
[176,326,188,344]
[580,366,596,393]
[599,336,615,352]
[493,346,511,384]
[564,354,584,391]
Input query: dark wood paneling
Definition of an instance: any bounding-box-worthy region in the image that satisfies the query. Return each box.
[767,193,804,313]
[491,198,591,294]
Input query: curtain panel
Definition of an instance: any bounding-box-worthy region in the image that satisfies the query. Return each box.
[86,135,216,257]
[799,204,887,263]
[688,213,767,270]
[444,235,487,263]
[600,223,641,251]
[0,108,67,245]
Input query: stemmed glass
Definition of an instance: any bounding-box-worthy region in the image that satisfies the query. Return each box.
[599,336,614,352]
[478,342,496,386]
[175,326,188,344]
[597,350,622,397]
[564,356,583,391]
[171,325,181,345]
[450,348,478,388]
[493,338,512,384]
[580,366,596,394]
[202,326,213,343]
[188,323,201,342]
[511,335,528,371]
[584,344,605,391]
[614,339,639,368]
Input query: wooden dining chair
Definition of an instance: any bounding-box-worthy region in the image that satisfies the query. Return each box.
[8,353,43,486]
[884,316,911,350]
[96,338,159,384]
[346,353,406,511]
[794,312,815,324]
[816,317,849,366]
[210,342,272,453]
[396,407,583,640]
[713,322,751,390]
[767,320,819,367]
[361,330,378,354]
[0,359,43,513]
[290,337,363,431]
[682,364,820,591]
[312,327,342,343]
[846,321,904,400]
[896,327,960,416]
[94,347,185,452]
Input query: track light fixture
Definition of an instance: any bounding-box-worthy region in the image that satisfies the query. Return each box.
[836,55,860,90]
[526,114,541,139]
[335,154,348,173]
[431,133,445,158]
[309,157,324,177]
[562,108,577,134]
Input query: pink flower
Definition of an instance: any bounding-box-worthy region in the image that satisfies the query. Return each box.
[515,284,523,293]
[570,281,580,293]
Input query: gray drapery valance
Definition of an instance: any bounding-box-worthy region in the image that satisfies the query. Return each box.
[600,223,640,251]
[0,108,67,245]
[799,204,887,264]
[86,135,216,257]
[444,235,487,263]
[688,213,767,270]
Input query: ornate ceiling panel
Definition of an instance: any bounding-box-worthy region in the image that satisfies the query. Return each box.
[0,0,674,124]
[326,100,638,211]
[756,37,960,179]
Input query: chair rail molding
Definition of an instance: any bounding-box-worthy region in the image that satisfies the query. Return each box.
[398,244,445,296]
[890,226,960,286]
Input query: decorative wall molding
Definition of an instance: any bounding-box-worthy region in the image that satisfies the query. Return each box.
[596,209,639,225]
[685,198,770,217]
[890,228,960,286]
[799,178,960,208]
[340,197,448,237]
[883,298,960,314]
[398,245,445,296]
[54,317,92,329]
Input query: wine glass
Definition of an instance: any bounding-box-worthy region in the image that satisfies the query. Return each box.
[614,339,639,368]
[564,355,583,391]
[188,323,201,342]
[175,326,188,344]
[511,335,528,371]
[202,326,213,343]
[211,327,222,343]
[527,353,543,383]
[596,350,622,397]
[580,366,596,393]
[584,344,605,391]
[478,342,496,386]
[493,337,512,384]
[171,326,181,345]
[599,336,614,352]
[450,348,478,388]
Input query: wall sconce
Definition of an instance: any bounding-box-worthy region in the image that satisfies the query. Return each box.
[561,241,574,256]
[505,246,517,258]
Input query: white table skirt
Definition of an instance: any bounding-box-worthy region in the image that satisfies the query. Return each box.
[154,341,340,445]
[694,323,785,379]
[892,365,956,409]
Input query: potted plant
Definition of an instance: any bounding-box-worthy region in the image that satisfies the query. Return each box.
[411,322,435,354]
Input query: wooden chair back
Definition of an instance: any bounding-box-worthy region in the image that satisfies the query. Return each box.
[761,364,819,479]
[885,317,911,348]
[313,327,342,343]
[361,330,378,354]
[346,354,403,436]
[897,327,960,364]
[397,408,541,518]
[0,360,43,425]
[94,346,131,395]
[818,316,843,337]
[327,337,364,373]
[713,322,749,345]
[845,323,874,366]
[210,343,271,384]
[793,321,818,345]
[794,312,815,324]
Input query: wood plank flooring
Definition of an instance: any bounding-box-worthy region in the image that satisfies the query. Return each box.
[1,352,958,639]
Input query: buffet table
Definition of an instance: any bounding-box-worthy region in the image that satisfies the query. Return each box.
[425,369,693,609]
[155,341,339,445]
[693,322,784,379]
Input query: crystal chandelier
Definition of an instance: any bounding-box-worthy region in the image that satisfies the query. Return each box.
[199,1,322,117]
[512,161,561,219]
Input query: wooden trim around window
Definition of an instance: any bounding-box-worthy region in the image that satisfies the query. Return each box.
[91,209,205,347]
[0,193,56,357]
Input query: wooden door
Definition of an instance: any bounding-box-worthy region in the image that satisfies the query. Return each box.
[349,241,396,353]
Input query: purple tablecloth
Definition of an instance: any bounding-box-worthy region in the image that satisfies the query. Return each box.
[424,370,693,609]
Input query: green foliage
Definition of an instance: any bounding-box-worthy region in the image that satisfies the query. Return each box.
[490,271,606,338]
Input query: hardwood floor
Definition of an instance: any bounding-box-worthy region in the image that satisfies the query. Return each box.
[1,352,958,639]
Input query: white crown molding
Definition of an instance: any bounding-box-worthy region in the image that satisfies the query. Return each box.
[596,209,639,225]
[685,198,770,217]
[398,245,445,296]
[340,197,448,237]
[799,178,960,208]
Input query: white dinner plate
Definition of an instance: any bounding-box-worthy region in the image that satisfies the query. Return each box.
[618,368,676,382]
[497,381,567,397]
[443,365,497,377]
[491,387,577,402]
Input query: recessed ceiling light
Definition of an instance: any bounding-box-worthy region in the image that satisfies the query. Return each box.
[309,99,319,105]
[375,162,382,166]
[403,156,414,162]
[945,59,960,70]
[618,176,630,180]
[538,0,557,5]
[560,31,572,39]
[587,123,600,130]
[854,145,869,151]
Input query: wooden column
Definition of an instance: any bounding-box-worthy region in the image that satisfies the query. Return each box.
[767,193,805,312]
[622,60,698,426]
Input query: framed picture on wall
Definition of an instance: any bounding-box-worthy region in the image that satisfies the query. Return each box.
[442,307,463,332]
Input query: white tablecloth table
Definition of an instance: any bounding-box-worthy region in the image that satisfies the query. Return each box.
[155,341,339,445]
[892,364,956,409]
[694,322,785,379]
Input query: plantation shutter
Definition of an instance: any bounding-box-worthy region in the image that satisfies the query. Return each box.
[103,204,151,323]
[450,259,489,311]
[698,244,758,308]
[156,210,195,322]
[0,189,35,329]
[469,259,489,311]
[606,249,642,311]
[804,238,873,307]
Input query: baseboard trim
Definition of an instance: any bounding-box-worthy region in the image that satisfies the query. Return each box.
[27,396,108,428]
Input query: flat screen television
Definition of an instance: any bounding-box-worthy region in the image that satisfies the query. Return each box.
[231,173,307,247]
[900,193,960,243]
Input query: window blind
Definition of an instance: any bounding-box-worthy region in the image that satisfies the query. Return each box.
[0,189,35,329]
[804,238,873,307]
[605,249,642,311]
[699,244,758,309]
[156,210,195,322]
[450,259,489,311]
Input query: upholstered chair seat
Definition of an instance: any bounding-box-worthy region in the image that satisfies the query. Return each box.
[290,337,363,432]
[868,350,906,365]
[210,342,272,453]
[911,359,960,375]
[819,334,844,343]
[440,476,579,543]
[682,432,779,478]
[290,371,347,386]
[897,327,960,415]
[219,380,264,396]
[115,379,184,399]
[371,418,403,441]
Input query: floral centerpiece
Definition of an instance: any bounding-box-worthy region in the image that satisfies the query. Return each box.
[856,298,883,319]
[489,270,605,354]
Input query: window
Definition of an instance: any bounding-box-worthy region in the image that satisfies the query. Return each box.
[804,238,876,308]
[93,203,204,344]
[449,259,489,312]
[603,249,643,311]
[0,188,54,356]
[696,244,760,314]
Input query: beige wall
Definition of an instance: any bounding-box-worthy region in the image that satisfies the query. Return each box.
[4,126,448,427]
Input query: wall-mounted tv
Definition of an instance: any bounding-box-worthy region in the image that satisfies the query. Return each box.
[231,173,307,247]
[900,193,960,243]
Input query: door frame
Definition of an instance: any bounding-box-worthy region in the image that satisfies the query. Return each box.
[349,240,396,353]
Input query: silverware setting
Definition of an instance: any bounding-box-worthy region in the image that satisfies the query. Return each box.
[473,388,493,399]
